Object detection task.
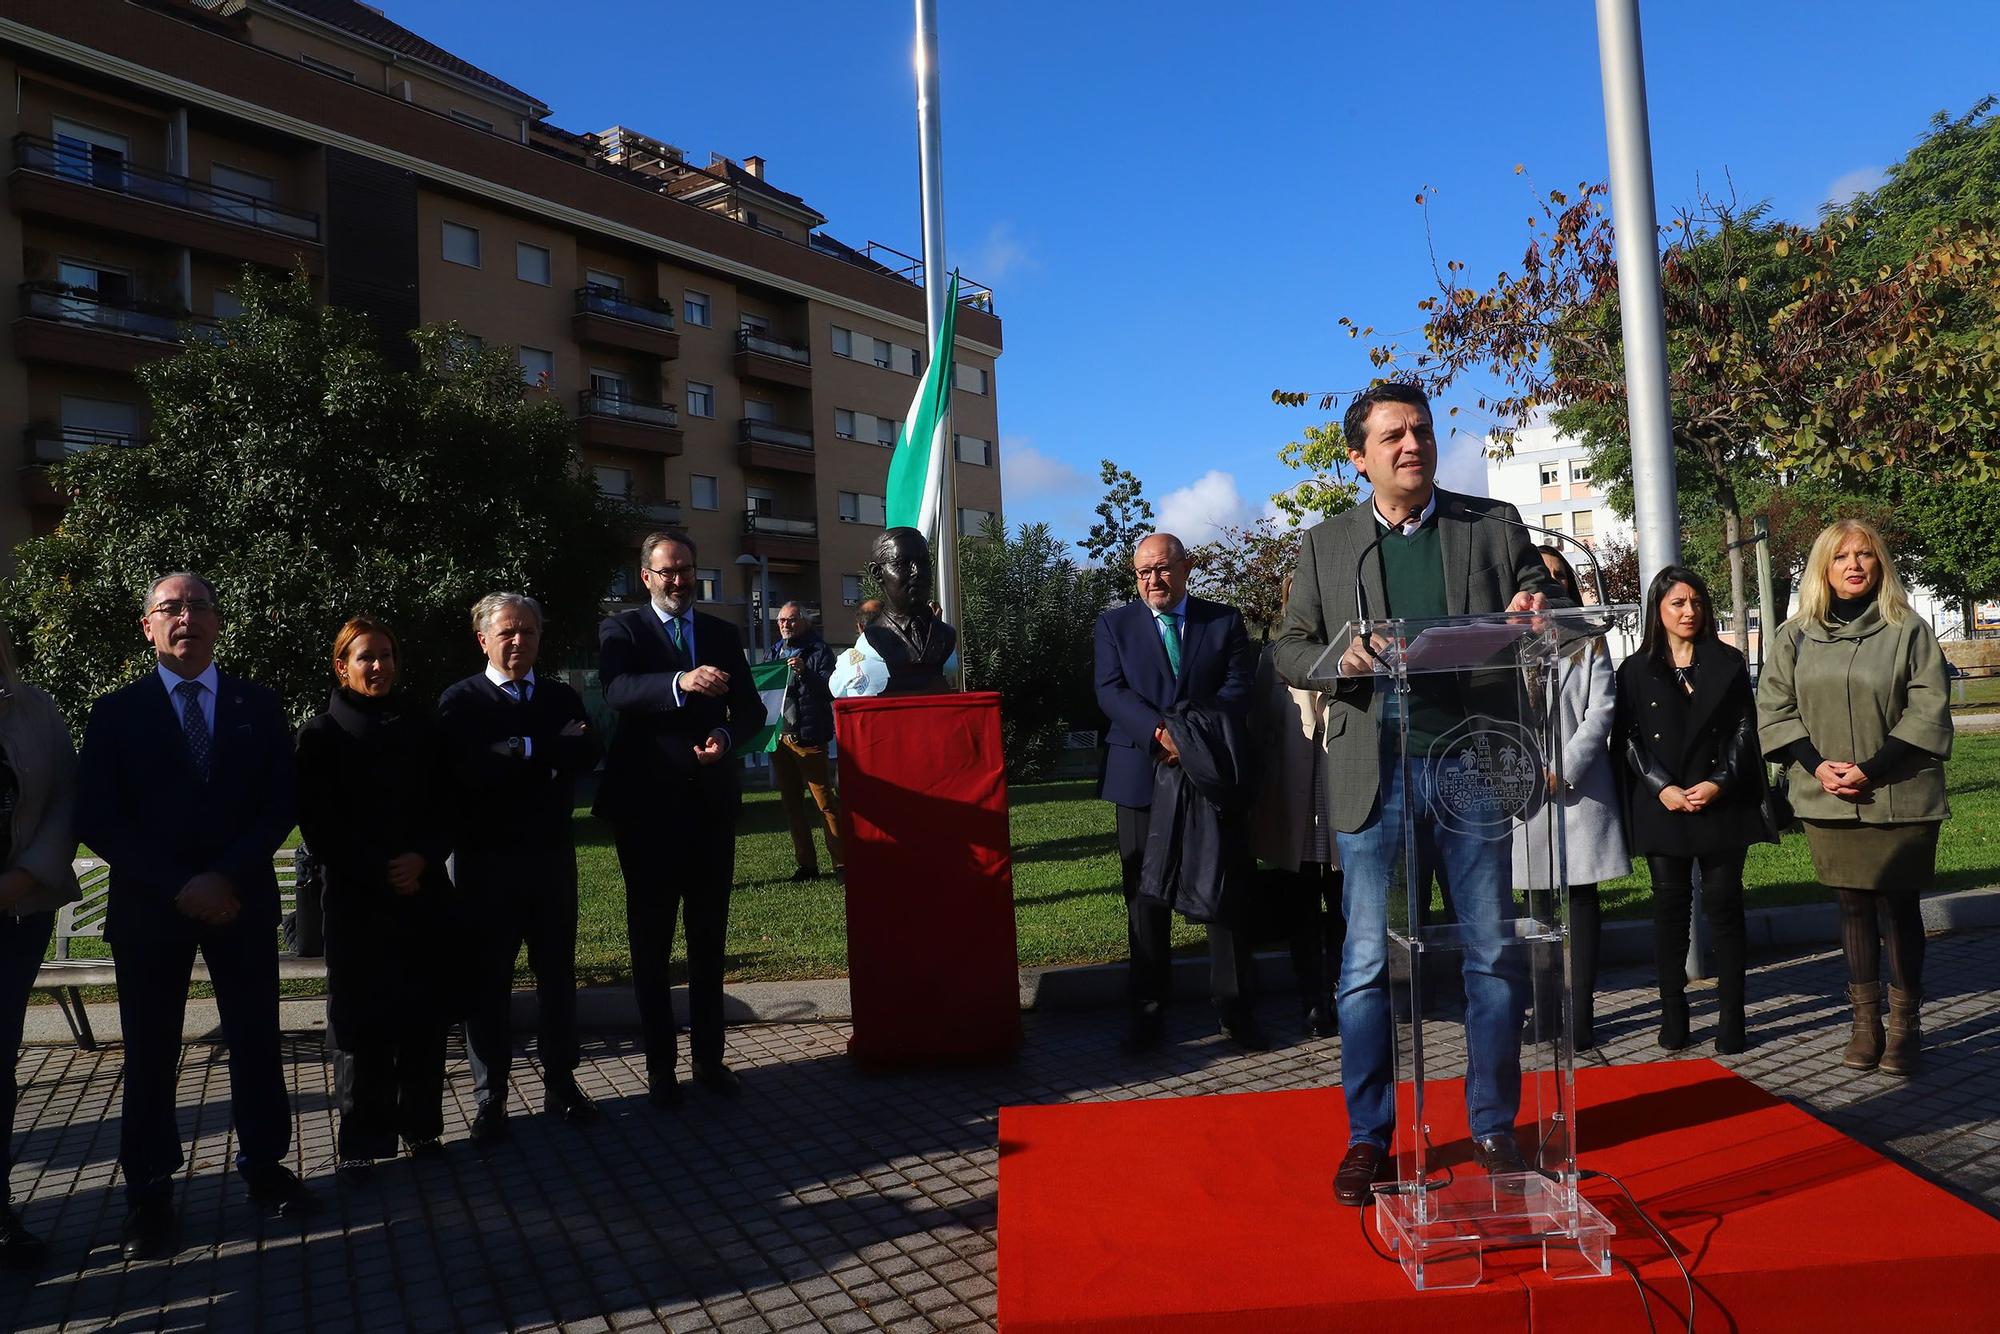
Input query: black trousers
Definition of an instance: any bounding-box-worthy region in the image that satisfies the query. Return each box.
[1648,850,1748,1024]
[1116,804,1250,1012]
[462,861,580,1108]
[0,912,54,1191]
[615,823,734,1084]
[324,893,447,1159]
[113,916,293,1201]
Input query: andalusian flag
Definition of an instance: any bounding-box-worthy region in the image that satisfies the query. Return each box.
[737,659,790,755]
[883,271,960,542]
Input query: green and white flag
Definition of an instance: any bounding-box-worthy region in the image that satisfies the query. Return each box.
[884,271,961,542]
[737,658,790,755]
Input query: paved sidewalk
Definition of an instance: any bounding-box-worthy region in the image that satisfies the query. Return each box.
[5,929,1999,1333]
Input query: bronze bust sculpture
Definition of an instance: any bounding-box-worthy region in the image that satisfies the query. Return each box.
[862,527,957,695]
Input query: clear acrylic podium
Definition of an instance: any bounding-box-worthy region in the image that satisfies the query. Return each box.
[1306,605,1637,1290]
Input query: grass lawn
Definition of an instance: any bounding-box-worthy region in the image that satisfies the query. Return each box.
[47,733,2000,992]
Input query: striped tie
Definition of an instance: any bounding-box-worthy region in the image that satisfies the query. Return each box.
[175,680,212,782]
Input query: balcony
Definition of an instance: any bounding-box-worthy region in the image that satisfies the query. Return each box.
[736,418,815,474]
[572,286,680,360]
[20,422,143,508]
[576,389,684,455]
[639,499,684,527]
[733,328,813,388]
[743,509,820,561]
[14,282,221,372]
[11,134,323,273]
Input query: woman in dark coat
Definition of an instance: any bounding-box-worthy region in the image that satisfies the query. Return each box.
[1615,567,1769,1054]
[296,616,453,1178]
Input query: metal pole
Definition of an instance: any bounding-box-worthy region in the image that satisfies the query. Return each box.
[1596,0,1697,976]
[758,557,771,657]
[1754,514,1778,675]
[1595,0,1679,589]
[914,0,957,635]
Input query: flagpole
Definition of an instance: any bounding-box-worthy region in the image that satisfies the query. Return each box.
[914,0,957,638]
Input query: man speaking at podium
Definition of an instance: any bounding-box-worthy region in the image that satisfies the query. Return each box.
[1273,382,1562,1206]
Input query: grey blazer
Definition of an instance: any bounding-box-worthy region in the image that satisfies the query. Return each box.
[1271,491,1563,834]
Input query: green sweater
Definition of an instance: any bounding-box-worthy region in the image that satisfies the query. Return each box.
[1380,521,1456,749]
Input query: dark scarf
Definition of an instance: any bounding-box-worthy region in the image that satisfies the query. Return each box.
[1829,588,1878,625]
[325,685,410,740]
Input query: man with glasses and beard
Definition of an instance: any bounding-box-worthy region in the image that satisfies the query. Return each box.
[597,531,764,1106]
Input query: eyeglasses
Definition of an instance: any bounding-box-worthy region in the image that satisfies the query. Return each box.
[645,564,696,580]
[1134,565,1180,581]
[148,599,218,618]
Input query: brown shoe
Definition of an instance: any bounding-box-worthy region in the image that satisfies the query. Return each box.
[1881,986,1921,1077]
[1333,1143,1392,1207]
[1842,983,1884,1071]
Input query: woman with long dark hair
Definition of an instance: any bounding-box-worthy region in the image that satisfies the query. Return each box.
[295,616,453,1178]
[1615,567,1769,1053]
[1758,520,1952,1077]
[1513,547,1625,1050]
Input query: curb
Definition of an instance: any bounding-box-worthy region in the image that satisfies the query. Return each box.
[26,886,2000,1045]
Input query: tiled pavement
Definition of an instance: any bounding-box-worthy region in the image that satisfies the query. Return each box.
[5,928,1999,1333]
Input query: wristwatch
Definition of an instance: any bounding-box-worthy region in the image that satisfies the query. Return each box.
[506,735,526,759]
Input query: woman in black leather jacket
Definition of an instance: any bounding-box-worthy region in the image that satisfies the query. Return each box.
[1615,566,1770,1054]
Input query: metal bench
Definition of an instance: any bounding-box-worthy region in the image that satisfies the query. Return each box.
[33,854,326,1050]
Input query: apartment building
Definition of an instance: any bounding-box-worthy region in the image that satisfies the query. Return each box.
[1483,420,1633,557]
[0,0,1003,646]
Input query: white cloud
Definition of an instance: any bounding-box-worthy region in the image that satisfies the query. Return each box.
[1001,438,1087,499]
[1436,431,1493,497]
[1155,470,1253,546]
[967,221,1032,284]
[1824,166,1886,209]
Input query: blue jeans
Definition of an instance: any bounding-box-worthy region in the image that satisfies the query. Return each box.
[1,911,56,1190]
[1335,749,1523,1148]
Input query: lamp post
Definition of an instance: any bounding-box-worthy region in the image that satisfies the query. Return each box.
[735,552,769,655]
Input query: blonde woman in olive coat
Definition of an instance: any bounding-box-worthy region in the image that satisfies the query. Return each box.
[0,633,81,1268]
[1758,519,1952,1078]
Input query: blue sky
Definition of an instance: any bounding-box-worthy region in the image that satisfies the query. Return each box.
[391,0,2000,549]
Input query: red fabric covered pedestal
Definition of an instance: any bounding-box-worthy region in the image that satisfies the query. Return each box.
[835,691,1021,1067]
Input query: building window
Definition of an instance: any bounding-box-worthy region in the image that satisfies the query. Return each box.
[517,346,554,387]
[740,312,770,335]
[449,109,496,132]
[442,221,481,268]
[210,164,274,225]
[517,243,552,285]
[897,343,921,375]
[58,259,131,303]
[213,288,243,319]
[684,290,711,327]
[841,574,863,606]
[1539,463,1561,487]
[1572,509,1595,538]
[954,434,992,466]
[697,568,721,602]
[835,409,856,440]
[871,337,893,369]
[744,398,776,424]
[585,269,624,294]
[593,465,633,497]
[1542,514,1565,531]
[687,382,715,418]
[51,119,128,189]
[831,325,853,357]
[59,395,139,450]
[838,492,885,525]
[957,507,995,536]
[299,53,357,81]
[691,474,719,510]
[607,565,638,600]
[1570,461,1592,484]
[875,416,897,447]
[954,364,989,395]
[446,331,483,371]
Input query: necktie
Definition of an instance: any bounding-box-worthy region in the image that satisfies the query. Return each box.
[175,679,212,781]
[506,680,531,703]
[1157,611,1183,678]
[667,615,685,654]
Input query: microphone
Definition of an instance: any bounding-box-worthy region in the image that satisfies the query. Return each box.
[1443,499,1610,611]
[1350,506,1420,680]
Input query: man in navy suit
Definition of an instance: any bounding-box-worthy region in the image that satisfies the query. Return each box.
[596,531,764,1105]
[1094,533,1261,1053]
[76,572,316,1261]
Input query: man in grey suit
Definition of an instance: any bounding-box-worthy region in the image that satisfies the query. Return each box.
[1273,382,1561,1207]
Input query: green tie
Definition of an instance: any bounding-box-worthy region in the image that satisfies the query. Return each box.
[668,614,685,653]
[1157,610,1182,677]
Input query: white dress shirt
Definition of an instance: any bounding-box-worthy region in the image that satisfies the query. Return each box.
[1373,489,1438,535]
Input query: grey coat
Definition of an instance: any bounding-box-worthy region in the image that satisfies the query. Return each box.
[1271,491,1565,834]
[1512,644,1629,887]
[0,680,82,916]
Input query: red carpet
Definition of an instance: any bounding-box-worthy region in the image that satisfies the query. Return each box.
[997,1059,2000,1331]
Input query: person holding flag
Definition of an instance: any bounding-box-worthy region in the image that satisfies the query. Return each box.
[764,602,842,882]
[595,531,765,1105]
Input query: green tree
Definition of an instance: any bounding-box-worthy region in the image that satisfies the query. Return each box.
[7,271,629,726]
[1887,475,2000,634]
[1079,459,1155,601]
[1271,422,1360,526]
[959,518,1111,778]
[1190,518,1302,639]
